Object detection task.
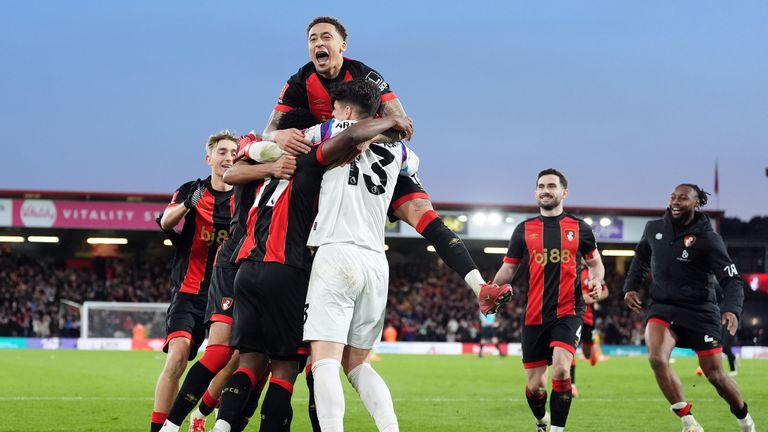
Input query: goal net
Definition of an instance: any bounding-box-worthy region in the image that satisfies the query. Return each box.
[81,301,169,339]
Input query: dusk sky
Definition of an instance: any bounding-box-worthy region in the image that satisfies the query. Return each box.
[2,1,766,220]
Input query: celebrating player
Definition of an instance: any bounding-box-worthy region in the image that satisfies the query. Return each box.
[492,168,605,432]
[263,16,510,314]
[623,184,756,432]
[302,78,418,432]
[150,132,238,432]
[158,144,296,432]
[207,101,413,432]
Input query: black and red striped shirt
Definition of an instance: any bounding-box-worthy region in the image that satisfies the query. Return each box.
[276,58,397,122]
[168,177,233,296]
[215,180,260,267]
[235,146,329,271]
[504,213,598,326]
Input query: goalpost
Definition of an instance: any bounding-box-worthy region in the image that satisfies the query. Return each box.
[81,301,169,339]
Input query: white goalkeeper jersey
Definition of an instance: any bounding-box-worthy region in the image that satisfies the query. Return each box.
[305,118,419,252]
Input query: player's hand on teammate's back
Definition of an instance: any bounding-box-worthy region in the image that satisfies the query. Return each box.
[274,128,311,155]
[722,312,738,336]
[183,180,206,209]
[623,291,643,313]
[269,155,297,180]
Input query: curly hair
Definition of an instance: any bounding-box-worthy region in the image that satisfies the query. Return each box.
[329,78,381,118]
[307,16,347,40]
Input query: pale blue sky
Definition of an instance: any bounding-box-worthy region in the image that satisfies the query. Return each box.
[2,1,766,219]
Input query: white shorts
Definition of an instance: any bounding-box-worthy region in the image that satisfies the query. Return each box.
[303,243,389,349]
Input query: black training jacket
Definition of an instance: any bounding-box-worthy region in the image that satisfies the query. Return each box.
[623,211,744,318]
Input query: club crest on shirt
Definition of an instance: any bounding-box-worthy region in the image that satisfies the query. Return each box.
[221,297,233,311]
[565,230,575,242]
[684,235,696,247]
[655,233,663,240]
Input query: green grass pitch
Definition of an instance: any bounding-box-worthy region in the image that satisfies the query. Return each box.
[1,350,765,431]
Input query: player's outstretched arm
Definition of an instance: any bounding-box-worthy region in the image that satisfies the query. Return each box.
[223,156,297,185]
[371,99,411,143]
[492,263,519,286]
[584,252,606,299]
[319,115,413,162]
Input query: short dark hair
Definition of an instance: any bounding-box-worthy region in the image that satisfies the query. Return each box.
[276,108,318,130]
[307,16,347,41]
[536,168,568,188]
[329,79,381,118]
[678,183,710,207]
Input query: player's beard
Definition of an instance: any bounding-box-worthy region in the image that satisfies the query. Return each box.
[537,196,561,211]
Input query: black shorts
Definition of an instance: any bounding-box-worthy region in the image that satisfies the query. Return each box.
[230,260,310,359]
[521,315,582,368]
[205,262,238,326]
[647,302,723,355]
[581,324,594,345]
[481,326,497,340]
[164,291,207,360]
[647,316,723,355]
[387,174,429,222]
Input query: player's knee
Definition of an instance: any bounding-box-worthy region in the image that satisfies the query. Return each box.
[647,353,668,371]
[199,344,234,373]
[398,198,433,226]
[551,363,570,380]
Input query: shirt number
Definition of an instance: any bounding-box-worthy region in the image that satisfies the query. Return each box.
[347,145,395,195]
[723,264,738,277]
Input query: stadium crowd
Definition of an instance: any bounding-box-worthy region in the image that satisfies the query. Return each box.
[2,245,655,345]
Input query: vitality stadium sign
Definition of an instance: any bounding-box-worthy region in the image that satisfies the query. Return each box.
[11,199,166,230]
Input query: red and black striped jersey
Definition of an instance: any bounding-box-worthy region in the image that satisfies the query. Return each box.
[504,213,598,326]
[275,58,397,122]
[215,180,260,267]
[235,146,329,271]
[167,177,234,296]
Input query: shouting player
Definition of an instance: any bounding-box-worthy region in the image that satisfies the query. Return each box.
[623,184,755,432]
[150,132,238,432]
[263,16,510,314]
[492,168,605,432]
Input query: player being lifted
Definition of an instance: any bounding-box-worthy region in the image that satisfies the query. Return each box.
[262,15,510,314]
[158,143,297,432]
[302,79,418,432]
[492,169,605,432]
[623,184,755,432]
[208,100,414,432]
[150,132,237,432]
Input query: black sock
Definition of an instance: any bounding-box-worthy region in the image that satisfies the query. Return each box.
[150,411,166,432]
[260,381,294,432]
[727,352,736,372]
[233,376,266,432]
[551,379,573,427]
[197,390,218,417]
[419,217,477,278]
[731,402,749,420]
[525,387,547,420]
[166,362,217,425]
[150,423,162,432]
[570,364,576,385]
[306,368,321,432]
[217,371,254,425]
